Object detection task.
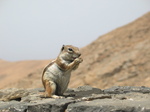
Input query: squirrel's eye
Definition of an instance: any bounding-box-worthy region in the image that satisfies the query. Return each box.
[68,48,73,52]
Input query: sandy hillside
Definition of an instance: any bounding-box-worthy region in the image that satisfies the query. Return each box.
[0,60,49,88]
[0,12,150,89]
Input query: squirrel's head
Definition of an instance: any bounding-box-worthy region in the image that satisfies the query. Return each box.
[59,45,81,62]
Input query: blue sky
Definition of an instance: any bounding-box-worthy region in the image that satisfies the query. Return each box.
[0,0,150,61]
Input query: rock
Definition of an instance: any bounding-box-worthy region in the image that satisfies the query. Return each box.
[67,98,150,112]
[7,103,28,112]
[0,88,30,101]
[0,101,27,112]
[27,99,74,112]
[104,86,150,94]
[64,85,103,98]
[0,86,150,112]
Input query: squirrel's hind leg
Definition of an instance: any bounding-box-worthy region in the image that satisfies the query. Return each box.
[40,80,64,98]
[40,80,56,98]
[45,80,56,97]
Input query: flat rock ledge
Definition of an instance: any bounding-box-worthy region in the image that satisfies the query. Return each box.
[0,86,150,112]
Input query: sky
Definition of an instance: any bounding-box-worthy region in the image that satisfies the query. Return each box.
[0,0,150,61]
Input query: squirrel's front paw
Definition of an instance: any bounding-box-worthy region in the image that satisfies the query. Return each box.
[74,58,83,63]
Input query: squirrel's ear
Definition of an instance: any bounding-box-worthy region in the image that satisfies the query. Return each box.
[61,45,65,51]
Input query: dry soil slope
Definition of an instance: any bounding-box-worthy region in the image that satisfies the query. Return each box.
[0,59,49,89]
[70,12,150,89]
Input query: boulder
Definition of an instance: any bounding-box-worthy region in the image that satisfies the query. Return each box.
[0,86,150,112]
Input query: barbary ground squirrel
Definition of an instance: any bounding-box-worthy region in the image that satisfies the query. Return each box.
[41,45,83,98]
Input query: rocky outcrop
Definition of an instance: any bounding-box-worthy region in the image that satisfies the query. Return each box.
[0,86,150,112]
